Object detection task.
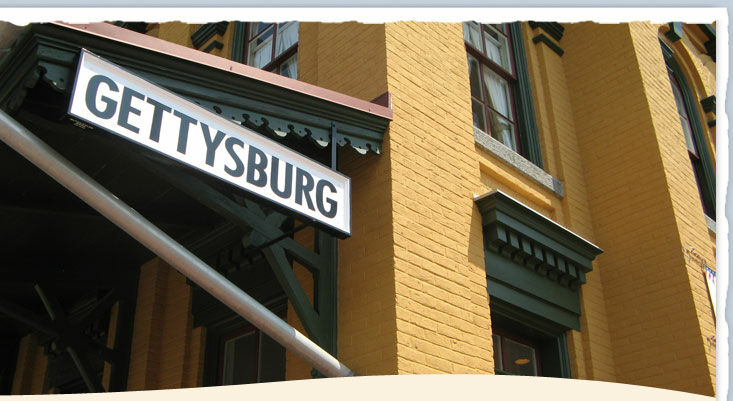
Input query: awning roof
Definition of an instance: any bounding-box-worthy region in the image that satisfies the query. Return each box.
[0,22,392,156]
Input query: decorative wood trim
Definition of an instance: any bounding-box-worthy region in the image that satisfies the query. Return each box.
[665,22,683,42]
[528,21,565,42]
[510,22,544,169]
[476,190,603,331]
[191,21,229,50]
[0,23,390,155]
[111,22,147,34]
[701,95,715,114]
[532,33,565,57]
[202,40,223,54]
[697,24,716,62]
[231,21,246,63]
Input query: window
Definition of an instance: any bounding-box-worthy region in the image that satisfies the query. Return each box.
[464,22,543,168]
[465,22,519,151]
[491,300,571,378]
[493,331,540,376]
[245,22,298,79]
[661,40,716,219]
[219,322,286,385]
[667,69,715,219]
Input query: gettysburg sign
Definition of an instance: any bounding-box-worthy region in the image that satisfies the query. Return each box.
[69,50,351,236]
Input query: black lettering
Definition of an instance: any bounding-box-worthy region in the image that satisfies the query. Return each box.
[316,180,338,218]
[117,86,145,133]
[146,97,172,142]
[269,156,293,199]
[85,74,118,119]
[200,123,226,167]
[173,110,197,154]
[295,168,315,211]
[246,146,268,187]
[223,137,245,177]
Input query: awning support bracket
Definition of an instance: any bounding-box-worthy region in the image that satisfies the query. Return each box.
[134,152,340,359]
[0,109,354,379]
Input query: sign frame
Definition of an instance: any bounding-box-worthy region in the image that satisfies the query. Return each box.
[68,49,351,237]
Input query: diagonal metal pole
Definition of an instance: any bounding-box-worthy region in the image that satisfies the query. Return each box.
[0,109,354,378]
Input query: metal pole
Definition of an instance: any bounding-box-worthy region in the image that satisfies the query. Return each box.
[0,109,354,378]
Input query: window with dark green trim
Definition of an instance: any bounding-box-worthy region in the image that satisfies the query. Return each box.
[661,40,716,219]
[491,299,571,378]
[243,22,298,78]
[464,22,543,168]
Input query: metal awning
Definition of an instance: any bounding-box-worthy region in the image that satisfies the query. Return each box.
[0,22,392,156]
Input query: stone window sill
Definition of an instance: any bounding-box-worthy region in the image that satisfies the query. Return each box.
[706,215,716,234]
[474,127,564,198]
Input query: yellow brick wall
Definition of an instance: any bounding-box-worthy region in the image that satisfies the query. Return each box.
[562,22,715,395]
[147,23,197,48]
[10,334,48,394]
[126,258,205,390]
[106,20,716,393]
[147,22,233,59]
[383,21,493,375]
[521,23,617,381]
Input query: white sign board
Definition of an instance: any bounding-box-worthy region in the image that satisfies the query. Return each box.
[69,50,351,236]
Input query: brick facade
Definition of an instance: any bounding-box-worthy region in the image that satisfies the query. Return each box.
[7,19,717,397]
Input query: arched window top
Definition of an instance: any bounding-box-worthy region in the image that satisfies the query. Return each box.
[660,38,716,219]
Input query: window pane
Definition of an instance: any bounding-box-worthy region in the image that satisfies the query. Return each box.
[472,99,487,132]
[679,116,697,156]
[492,334,503,371]
[482,66,513,119]
[467,55,483,100]
[258,332,286,383]
[502,338,538,376]
[250,22,271,37]
[463,22,482,51]
[279,53,298,79]
[489,110,517,151]
[668,74,698,155]
[492,23,507,34]
[248,27,274,69]
[483,25,511,71]
[222,332,257,385]
[275,21,298,57]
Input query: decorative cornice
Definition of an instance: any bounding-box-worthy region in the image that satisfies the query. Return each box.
[475,190,602,290]
[528,21,565,42]
[191,21,229,50]
[532,33,564,57]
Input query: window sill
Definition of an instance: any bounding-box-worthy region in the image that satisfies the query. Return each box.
[706,215,716,234]
[474,127,564,198]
